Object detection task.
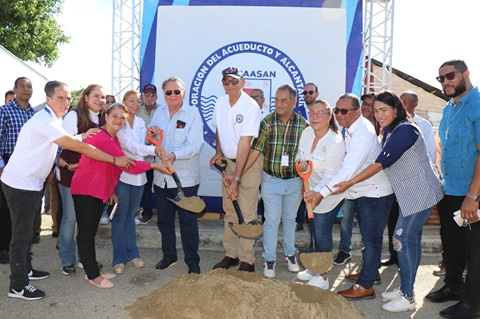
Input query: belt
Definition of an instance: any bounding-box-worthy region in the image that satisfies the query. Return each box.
[264,171,296,180]
[226,158,236,163]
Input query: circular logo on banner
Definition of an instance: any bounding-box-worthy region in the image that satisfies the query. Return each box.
[189,41,306,149]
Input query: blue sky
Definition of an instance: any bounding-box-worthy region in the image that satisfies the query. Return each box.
[30,0,480,93]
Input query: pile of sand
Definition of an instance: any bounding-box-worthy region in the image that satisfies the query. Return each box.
[126,269,366,319]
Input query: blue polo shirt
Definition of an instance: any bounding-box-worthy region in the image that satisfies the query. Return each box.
[439,86,480,196]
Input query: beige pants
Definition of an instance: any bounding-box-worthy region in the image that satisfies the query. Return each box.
[222,156,263,264]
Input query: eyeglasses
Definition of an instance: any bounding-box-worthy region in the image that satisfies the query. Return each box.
[106,100,115,104]
[436,70,463,83]
[144,93,156,98]
[308,110,330,118]
[333,107,358,115]
[302,90,316,96]
[250,95,264,100]
[165,89,182,96]
[222,78,239,86]
[127,98,142,104]
[54,95,73,104]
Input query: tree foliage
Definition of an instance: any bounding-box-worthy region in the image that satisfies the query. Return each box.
[0,0,70,67]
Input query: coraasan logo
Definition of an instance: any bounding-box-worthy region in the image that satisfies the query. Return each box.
[189,41,306,149]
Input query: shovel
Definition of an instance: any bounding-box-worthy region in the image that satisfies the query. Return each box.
[148,132,206,213]
[214,160,263,239]
[295,161,334,274]
[295,161,316,252]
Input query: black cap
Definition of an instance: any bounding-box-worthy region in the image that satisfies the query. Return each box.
[222,67,243,79]
[360,93,376,101]
[143,84,157,94]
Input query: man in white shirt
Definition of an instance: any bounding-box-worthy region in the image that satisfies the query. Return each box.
[305,93,394,300]
[1,81,134,301]
[209,67,262,273]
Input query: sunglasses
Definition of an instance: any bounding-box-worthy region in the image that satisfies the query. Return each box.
[333,107,358,115]
[165,89,182,96]
[106,100,115,104]
[222,78,240,86]
[302,90,316,96]
[250,95,264,100]
[308,110,330,118]
[436,70,462,83]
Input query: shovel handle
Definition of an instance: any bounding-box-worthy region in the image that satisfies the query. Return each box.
[147,130,163,146]
[295,161,314,220]
[158,147,176,175]
[215,160,245,224]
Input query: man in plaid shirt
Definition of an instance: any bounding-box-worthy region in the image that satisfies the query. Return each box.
[246,84,308,278]
[0,77,35,264]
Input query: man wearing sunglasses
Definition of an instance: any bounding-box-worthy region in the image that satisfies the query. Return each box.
[426,60,480,319]
[210,67,262,273]
[137,84,160,225]
[304,93,394,300]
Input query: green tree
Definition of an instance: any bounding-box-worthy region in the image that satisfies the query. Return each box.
[0,0,70,67]
[70,87,84,107]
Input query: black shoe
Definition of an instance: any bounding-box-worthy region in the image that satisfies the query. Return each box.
[32,233,40,244]
[295,223,304,231]
[155,259,177,271]
[333,251,352,265]
[51,232,59,238]
[188,265,201,274]
[212,256,240,270]
[440,301,472,318]
[381,257,398,266]
[28,268,50,280]
[238,262,255,272]
[8,284,45,300]
[0,250,9,264]
[61,265,76,276]
[426,285,461,303]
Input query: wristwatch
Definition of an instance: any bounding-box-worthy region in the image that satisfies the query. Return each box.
[63,163,70,170]
[233,175,241,183]
[466,193,480,201]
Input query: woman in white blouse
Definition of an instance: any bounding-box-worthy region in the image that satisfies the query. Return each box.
[112,90,161,274]
[295,99,346,290]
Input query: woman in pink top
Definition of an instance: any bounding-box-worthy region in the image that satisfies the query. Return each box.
[70,103,168,289]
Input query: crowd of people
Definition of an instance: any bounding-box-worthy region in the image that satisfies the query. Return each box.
[0,59,479,318]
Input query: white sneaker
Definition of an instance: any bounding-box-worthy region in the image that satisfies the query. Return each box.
[382,296,416,312]
[381,288,403,301]
[285,255,300,273]
[307,275,329,290]
[100,215,109,225]
[135,218,140,225]
[263,261,276,278]
[297,269,316,281]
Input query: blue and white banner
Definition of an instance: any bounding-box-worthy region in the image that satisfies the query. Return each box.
[141,0,363,212]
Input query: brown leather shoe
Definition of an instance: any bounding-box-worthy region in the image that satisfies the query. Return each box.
[212,256,240,270]
[337,284,376,301]
[237,262,255,272]
[346,272,382,285]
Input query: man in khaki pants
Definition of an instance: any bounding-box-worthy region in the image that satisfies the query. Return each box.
[210,67,262,272]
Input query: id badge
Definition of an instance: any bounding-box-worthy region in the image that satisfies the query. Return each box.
[281,154,289,166]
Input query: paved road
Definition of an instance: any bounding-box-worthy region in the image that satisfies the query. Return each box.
[0,215,450,319]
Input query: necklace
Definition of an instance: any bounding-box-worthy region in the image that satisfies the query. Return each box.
[445,102,464,139]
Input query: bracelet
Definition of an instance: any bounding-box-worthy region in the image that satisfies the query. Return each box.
[112,156,116,166]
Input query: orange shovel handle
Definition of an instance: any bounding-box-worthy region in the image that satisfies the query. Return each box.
[295,161,314,220]
[147,130,163,146]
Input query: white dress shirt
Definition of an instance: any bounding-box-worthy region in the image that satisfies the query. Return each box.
[414,114,436,163]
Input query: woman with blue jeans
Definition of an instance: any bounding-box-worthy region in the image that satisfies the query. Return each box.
[334,91,443,312]
[112,90,160,274]
[295,99,345,289]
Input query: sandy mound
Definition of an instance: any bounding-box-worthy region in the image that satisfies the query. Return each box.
[126,269,366,319]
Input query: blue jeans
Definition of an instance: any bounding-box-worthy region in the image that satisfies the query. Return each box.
[261,173,303,261]
[155,184,200,266]
[395,206,432,298]
[2,182,42,290]
[355,194,395,289]
[111,181,144,266]
[314,200,345,252]
[339,200,356,253]
[58,184,77,267]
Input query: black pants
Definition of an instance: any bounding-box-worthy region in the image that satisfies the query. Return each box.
[438,195,480,309]
[386,201,399,260]
[73,195,104,280]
